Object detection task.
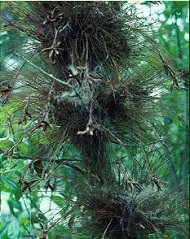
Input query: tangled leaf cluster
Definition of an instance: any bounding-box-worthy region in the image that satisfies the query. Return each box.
[1,1,188,239]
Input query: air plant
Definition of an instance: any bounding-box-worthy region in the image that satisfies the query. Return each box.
[1,1,188,239]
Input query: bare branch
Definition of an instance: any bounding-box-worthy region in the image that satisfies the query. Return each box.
[14,52,73,89]
[102,218,113,239]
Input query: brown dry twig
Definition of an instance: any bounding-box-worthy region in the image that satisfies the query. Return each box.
[0,84,13,103]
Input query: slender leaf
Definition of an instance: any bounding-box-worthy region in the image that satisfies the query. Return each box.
[1,177,22,200]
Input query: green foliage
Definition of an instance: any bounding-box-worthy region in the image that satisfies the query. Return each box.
[0,140,14,150]
[158,1,189,68]
[1,178,21,201]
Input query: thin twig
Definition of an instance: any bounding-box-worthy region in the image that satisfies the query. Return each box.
[102,218,113,239]
[7,155,79,162]
[14,51,73,89]
[101,125,124,148]
[21,223,34,239]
